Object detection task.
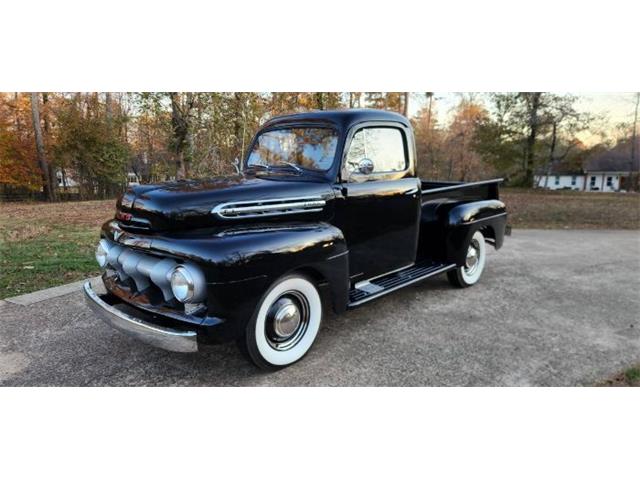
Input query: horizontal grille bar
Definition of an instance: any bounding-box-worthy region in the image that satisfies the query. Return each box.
[212,196,326,219]
[104,240,177,301]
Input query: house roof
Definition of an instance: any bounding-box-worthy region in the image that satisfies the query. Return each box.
[535,163,583,176]
[585,139,640,172]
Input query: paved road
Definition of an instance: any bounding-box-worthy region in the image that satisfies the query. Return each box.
[1,230,639,386]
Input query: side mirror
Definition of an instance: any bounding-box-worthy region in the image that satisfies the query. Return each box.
[232,157,242,174]
[357,158,374,175]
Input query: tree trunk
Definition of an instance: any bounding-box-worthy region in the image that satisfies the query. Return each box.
[425,93,434,172]
[630,93,639,191]
[30,92,54,201]
[170,92,191,179]
[233,93,244,162]
[105,92,113,122]
[403,92,409,117]
[14,92,21,131]
[42,93,50,134]
[524,92,541,187]
[543,121,557,189]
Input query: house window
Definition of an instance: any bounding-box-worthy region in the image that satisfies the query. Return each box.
[571,176,576,186]
[590,176,596,187]
[554,176,560,185]
[606,176,613,187]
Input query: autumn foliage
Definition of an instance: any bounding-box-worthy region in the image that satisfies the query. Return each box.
[0,92,637,200]
[0,94,40,190]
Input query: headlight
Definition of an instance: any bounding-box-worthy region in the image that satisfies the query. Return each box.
[95,239,111,268]
[171,266,195,303]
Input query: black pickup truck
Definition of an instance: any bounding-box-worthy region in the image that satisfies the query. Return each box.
[85,109,508,369]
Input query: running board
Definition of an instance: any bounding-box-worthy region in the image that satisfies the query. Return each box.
[348,261,456,308]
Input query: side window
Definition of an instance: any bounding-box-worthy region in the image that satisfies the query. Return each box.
[345,127,406,176]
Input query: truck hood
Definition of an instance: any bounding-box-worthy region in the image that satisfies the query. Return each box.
[116,173,335,232]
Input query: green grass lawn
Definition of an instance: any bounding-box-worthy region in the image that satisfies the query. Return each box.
[0,199,114,299]
[599,366,640,387]
[0,226,99,298]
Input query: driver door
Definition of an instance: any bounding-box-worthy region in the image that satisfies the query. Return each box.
[334,124,421,282]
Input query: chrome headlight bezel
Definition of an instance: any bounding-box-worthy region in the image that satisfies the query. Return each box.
[170,264,207,303]
[95,239,111,268]
[170,266,196,303]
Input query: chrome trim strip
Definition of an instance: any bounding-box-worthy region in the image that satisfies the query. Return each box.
[212,196,326,219]
[326,250,349,261]
[421,178,504,195]
[460,212,508,225]
[83,282,198,353]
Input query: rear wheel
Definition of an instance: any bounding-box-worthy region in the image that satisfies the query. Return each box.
[447,231,487,288]
[240,274,322,370]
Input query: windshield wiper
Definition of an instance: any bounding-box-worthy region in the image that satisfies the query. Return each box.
[247,163,271,172]
[275,161,302,174]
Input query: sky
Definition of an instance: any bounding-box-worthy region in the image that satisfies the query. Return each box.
[407,92,638,146]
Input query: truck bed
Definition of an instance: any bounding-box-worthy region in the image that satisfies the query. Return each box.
[421,178,503,203]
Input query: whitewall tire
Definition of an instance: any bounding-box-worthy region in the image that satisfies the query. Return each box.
[241,274,322,370]
[447,231,487,288]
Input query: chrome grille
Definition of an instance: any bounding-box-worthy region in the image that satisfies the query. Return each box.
[103,240,177,301]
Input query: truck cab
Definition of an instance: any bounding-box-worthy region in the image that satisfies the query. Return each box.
[85,109,508,369]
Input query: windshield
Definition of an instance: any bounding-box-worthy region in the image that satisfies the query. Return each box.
[246,127,338,172]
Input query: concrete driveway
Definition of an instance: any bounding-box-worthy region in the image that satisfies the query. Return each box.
[1,229,638,386]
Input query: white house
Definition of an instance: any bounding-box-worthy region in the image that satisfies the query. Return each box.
[55,170,79,188]
[583,172,621,192]
[534,170,585,190]
[534,139,639,192]
[535,169,626,193]
[582,147,638,192]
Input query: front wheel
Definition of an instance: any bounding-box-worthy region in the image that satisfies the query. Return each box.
[240,274,323,370]
[447,231,487,288]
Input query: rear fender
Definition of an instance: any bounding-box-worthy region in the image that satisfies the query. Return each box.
[445,200,507,266]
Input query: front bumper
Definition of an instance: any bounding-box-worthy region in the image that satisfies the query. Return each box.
[84,281,198,353]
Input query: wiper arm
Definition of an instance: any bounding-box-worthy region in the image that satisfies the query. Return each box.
[275,161,302,173]
[247,163,271,172]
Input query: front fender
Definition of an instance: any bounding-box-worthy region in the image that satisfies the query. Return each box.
[102,221,349,339]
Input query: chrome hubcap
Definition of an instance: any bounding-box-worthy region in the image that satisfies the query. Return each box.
[272,298,301,338]
[464,240,480,275]
[266,291,310,350]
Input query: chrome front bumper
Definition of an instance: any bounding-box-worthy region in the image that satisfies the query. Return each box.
[83,281,198,353]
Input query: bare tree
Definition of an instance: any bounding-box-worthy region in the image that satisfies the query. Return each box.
[425,93,434,133]
[170,92,195,179]
[630,93,639,190]
[348,92,362,108]
[105,92,113,124]
[30,92,55,201]
[541,95,589,188]
[523,92,542,187]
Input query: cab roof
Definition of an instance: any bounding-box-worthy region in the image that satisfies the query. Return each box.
[261,109,411,132]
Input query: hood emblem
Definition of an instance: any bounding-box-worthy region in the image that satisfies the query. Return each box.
[116,211,133,222]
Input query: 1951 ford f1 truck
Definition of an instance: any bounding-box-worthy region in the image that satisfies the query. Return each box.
[84,109,508,369]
